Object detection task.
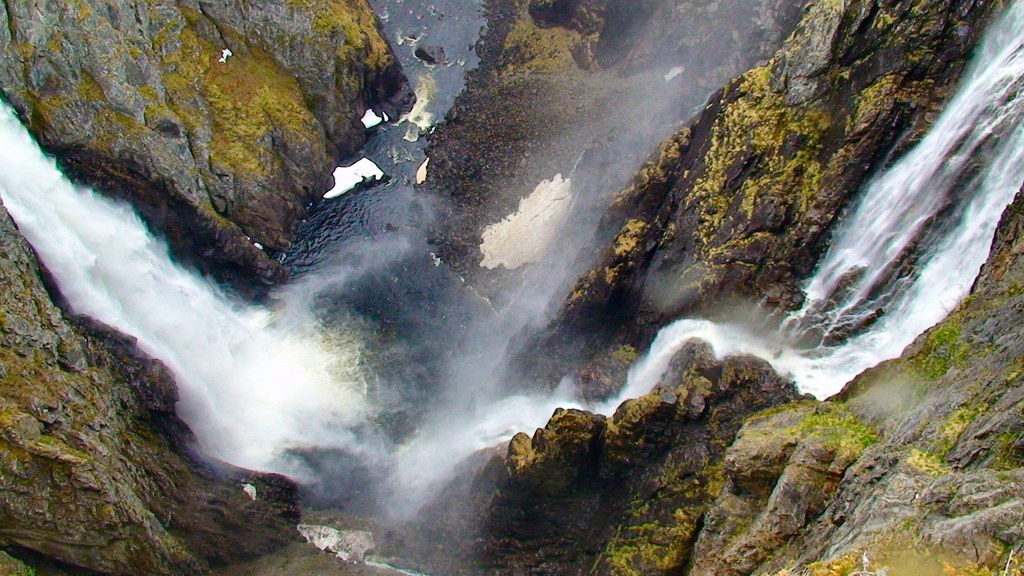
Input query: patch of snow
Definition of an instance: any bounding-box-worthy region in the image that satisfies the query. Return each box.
[242,483,257,500]
[253,242,263,251]
[218,48,233,63]
[323,159,385,199]
[361,109,384,129]
[429,252,442,267]
[297,524,375,563]
[416,158,430,184]
[479,174,573,270]
[664,66,684,81]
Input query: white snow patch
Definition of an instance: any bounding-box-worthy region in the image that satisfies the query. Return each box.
[218,48,232,63]
[479,174,573,270]
[298,524,375,562]
[253,242,263,251]
[415,157,430,184]
[324,158,384,199]
[361,109,384,129]
[664,66,684,81]
[242,483,257,500]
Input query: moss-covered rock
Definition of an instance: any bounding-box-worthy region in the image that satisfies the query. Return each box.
[546,0,1000,368]
[0,201,299,574]
[426,0,806,305]
[477,344,801,575]
[0,0,411,294]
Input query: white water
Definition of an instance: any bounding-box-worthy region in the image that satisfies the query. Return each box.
[0,105,371,472]
[613,0,1024,402]
[1,0,1021,526]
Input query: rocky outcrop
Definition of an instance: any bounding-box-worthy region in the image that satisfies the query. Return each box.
[0,0,411,293]
[544,0,999,369]
[455,184,1024,575]
[478,345,802,574]
[419,1,1023,574]
[426,0,806,302]
[675,185,1024,576]
[0,201,299,574]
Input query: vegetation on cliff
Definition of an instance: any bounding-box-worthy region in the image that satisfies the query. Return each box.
[0,0,410,292]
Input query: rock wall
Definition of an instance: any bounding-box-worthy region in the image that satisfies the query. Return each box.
[426,0,806,302]
[410,1,1024,574]
[0,200,299,574]
[541,0,1000,374]
[0,0,411,293]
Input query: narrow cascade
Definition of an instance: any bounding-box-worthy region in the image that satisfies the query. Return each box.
[0,104,372,472]
[615,0,1024,403]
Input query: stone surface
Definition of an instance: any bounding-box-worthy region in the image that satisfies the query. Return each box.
[542,0,1000,373]
[426,0,807,304]
[475,345,802,575]
[0,0,411,294]
[0,201,299,574]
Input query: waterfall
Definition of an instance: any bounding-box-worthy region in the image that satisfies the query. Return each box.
[615,0,1024,403]
[0,104,373,472]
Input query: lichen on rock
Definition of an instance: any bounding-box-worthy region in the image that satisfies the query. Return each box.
[0,0,411,293]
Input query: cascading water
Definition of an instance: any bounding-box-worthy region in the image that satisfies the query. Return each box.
[0,104,374,473]
[3,0,1021,538]
[614,0,1024,403]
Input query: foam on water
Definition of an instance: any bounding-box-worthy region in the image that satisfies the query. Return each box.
[0,105,370,472]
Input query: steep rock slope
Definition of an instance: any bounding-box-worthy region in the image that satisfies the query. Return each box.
[425,0,806,301]
[0,202,299,574]
[470,154,1024,576]
[542,0,1000,373]
[0,0,410,292]
[678,188,1024,576]
[427,0,1024,574]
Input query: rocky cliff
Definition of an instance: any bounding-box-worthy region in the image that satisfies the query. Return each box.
[425,0,807,302]
[377,0,1023,575]
[0,0,411,293]
[0,202,299,575]
[538,0,999,375]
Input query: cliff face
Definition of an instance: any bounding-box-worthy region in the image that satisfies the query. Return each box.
[426,0,806,301]
[454,0,1024,573]
[540,0,998,371]
[0,0,411,292]
[0,202,299,575]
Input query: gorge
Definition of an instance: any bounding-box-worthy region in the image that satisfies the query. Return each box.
[1,0,1023,575]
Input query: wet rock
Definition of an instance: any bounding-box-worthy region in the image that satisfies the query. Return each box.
[0,0,411,295]
[414,45,447,65]
[479,344,801,574]
[544,0,1000,370]
[427,0,806,307]
[0,202,299,574]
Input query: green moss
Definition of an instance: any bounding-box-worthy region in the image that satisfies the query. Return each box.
[690,63,831,248]
[992,431,1024,470]
[308,0,390,68]
[502,14,579,73]
[935,405,987,456]
[743,402,877,461]
[203,46,315,178]
[905,448,949,477]
[613,220,648,258]
[601,462,725,574]
[773,539,1023,576]
[914,320,968,380]
[610,345,640,364]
